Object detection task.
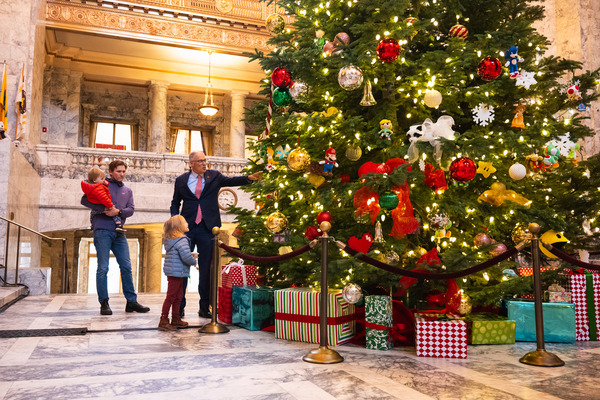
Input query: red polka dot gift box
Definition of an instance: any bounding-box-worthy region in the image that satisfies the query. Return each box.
[415,313,467,359]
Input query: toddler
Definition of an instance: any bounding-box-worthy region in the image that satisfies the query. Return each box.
[81,168,125,232]
[160,215,198,331]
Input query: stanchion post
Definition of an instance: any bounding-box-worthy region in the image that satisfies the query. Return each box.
[199,227,230,334]
[303,221,344,364]
[519,223,564,367]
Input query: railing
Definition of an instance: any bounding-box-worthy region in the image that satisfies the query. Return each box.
[36,145,249,177]
[0,215,68,292]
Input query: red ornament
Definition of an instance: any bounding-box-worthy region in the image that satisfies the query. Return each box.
[304,225,322,240]
[376,38,400,63]
[339,174,350,183]
[316,211,332,224]
[348,233,374,254]
[271,67,292,88]
[449,24,468,39]
[477,57,502,81]
[449,157,477,183]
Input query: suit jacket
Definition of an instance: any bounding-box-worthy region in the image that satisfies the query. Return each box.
[170,169,251,229]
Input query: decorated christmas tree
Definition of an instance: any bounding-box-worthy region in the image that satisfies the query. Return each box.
[232,0,600,309]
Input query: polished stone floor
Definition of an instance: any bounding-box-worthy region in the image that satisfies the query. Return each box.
[0,292,598,400]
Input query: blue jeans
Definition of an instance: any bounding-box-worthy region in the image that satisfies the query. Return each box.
[93,229,137,304]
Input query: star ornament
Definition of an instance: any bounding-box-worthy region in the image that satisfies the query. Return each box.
[516,70,537,89]
[477,161,496,178]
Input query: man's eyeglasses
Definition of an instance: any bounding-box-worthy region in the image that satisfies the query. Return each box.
[190,159,207,164]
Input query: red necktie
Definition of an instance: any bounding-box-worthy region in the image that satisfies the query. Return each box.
[194,176,203,224]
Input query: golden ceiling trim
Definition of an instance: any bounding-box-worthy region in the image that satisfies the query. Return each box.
[128,0,268,21]
[45,1,271,53]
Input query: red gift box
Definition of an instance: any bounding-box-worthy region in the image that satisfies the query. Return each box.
[221,260,257,288]
[415,313,467,359]
[218,286,233,324]
[517,266,554,276]
[570,274,600,341]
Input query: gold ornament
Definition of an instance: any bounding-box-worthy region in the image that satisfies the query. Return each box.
[477,182,531,208]
[265,212,288,233]
[265,14,285,35]
[307,173,326,188]
[287,147,311,171]
[457,292,472,315]
[278,246,293,255]
[423,89,442,108]
[476,161,496,178]
[512,224,532,244]
[345,145,362,162]
[360,79,377,106]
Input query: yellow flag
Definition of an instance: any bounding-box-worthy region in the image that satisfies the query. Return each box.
[0,63,7,139]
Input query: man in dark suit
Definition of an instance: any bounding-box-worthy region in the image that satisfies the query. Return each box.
[170,151,262,318]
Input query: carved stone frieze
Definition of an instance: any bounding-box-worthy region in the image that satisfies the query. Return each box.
[46,1,271,53]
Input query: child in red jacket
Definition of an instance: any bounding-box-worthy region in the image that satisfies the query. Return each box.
[81,168,125,232]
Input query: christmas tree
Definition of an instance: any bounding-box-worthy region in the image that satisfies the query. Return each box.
[233,0,600,308]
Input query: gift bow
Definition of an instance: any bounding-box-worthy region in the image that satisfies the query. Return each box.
[222,258,245,276]
[423,162,448,192]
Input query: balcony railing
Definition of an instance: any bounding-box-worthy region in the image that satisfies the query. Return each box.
[36,145,249,177]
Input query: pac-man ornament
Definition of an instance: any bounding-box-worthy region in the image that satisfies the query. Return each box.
[539,230,568,258]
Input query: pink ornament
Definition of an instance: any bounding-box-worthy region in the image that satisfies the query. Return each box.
[490,243,508,257]
[323,41,335,56]
[334,32,351,45]
[473,233,492,247]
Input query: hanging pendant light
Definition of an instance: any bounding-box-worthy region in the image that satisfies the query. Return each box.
[199,51,219,116]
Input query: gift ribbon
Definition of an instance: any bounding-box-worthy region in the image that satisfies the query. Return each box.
[586,272,598,341]
[274,312,356,325]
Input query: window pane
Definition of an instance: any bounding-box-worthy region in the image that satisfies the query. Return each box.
[114,124,132,150]
[174,129,189,154]
[95,122,114,147]
[190,130,204,153]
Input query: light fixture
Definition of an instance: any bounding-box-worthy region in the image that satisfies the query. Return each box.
[199,50,219,116]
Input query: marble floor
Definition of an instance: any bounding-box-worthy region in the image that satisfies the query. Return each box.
[0,293,598,400]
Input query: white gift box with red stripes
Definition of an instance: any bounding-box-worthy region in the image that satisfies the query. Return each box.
[415,313,467,359]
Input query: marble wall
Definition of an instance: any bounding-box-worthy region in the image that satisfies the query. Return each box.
[41,67,82,147]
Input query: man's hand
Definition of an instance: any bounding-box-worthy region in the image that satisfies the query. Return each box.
[248,171,263,182]
[105,208,120,217]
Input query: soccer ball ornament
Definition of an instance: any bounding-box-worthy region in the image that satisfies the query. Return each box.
[272,88,292,107]
[342,283,363,304]
[287,147,311,171]
[449,24,468,39]
[266,13,285,35]
[376,38,400,63]
[424,89,442,108]
[449,157,477,183]
[271,67,292,88]
[338,65,363,91]
[477,57,503,81]
[265,211,288,233]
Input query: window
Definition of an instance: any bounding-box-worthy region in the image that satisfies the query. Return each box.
[92,122,135,150]
[171,128,212,155]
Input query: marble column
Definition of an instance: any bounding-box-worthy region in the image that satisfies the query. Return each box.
[230,91,248,158]
[144,229,164,293]
[148,81,170,153]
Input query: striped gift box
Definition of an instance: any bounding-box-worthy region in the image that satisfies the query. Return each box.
[274,288,355,346]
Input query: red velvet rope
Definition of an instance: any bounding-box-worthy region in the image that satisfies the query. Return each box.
[274,312,357,325]
[342,245,518,279]
[546,245,600,271]
[219,242,313,264]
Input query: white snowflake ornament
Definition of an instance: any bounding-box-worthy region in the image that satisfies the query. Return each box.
[472,103,495,126]
[515,70,537,89]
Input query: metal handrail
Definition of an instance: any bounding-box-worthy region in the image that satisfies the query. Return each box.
[0,215,68,292]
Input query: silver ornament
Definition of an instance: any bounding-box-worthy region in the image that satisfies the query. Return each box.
[288,81,308,102]
[342,283,363,304]
[338,65,363,91]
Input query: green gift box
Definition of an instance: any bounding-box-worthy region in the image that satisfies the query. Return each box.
[365,295,393,350]
[232,285,275,331]
[466,314,516,345]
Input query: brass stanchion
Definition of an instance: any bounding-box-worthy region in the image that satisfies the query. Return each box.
[519,223,564,367]
[303,221,344,364]
[199,227,230,334]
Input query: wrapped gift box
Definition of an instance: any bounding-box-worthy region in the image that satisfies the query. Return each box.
[232,285,275,331]
[221,259,258,288]
[365,295,393,350]
[415,313,467,358]
[218,286,233,324]
[546,291,572,303]
[517,266,554,276]
[570,274,600,341]
[507,300,575,343]
[465,314,515,345]
[274,288,355,346]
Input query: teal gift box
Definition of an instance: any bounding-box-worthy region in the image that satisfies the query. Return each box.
[232,285,275,331]
[507,300,575,343]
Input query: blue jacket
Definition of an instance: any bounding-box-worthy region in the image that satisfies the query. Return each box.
[170,169,250,229]
[81,178,134,231]
[163,236,196,278]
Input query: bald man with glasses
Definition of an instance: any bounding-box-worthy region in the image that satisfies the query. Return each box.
[170,151,262,318]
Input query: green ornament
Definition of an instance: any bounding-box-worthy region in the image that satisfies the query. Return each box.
[379,191,399,210]
[272,88,292,107]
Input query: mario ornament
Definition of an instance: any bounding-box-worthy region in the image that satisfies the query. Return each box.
[319,148,339,176]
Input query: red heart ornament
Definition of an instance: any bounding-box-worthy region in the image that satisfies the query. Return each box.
[348,233,374,253]
[358,162,387,178]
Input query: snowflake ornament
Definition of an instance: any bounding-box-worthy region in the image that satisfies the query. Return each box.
[472,103,495,126]
[515,70,537,89]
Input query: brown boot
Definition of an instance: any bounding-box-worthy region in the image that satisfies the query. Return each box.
[158,317,176,331]
[171,316,189,328]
